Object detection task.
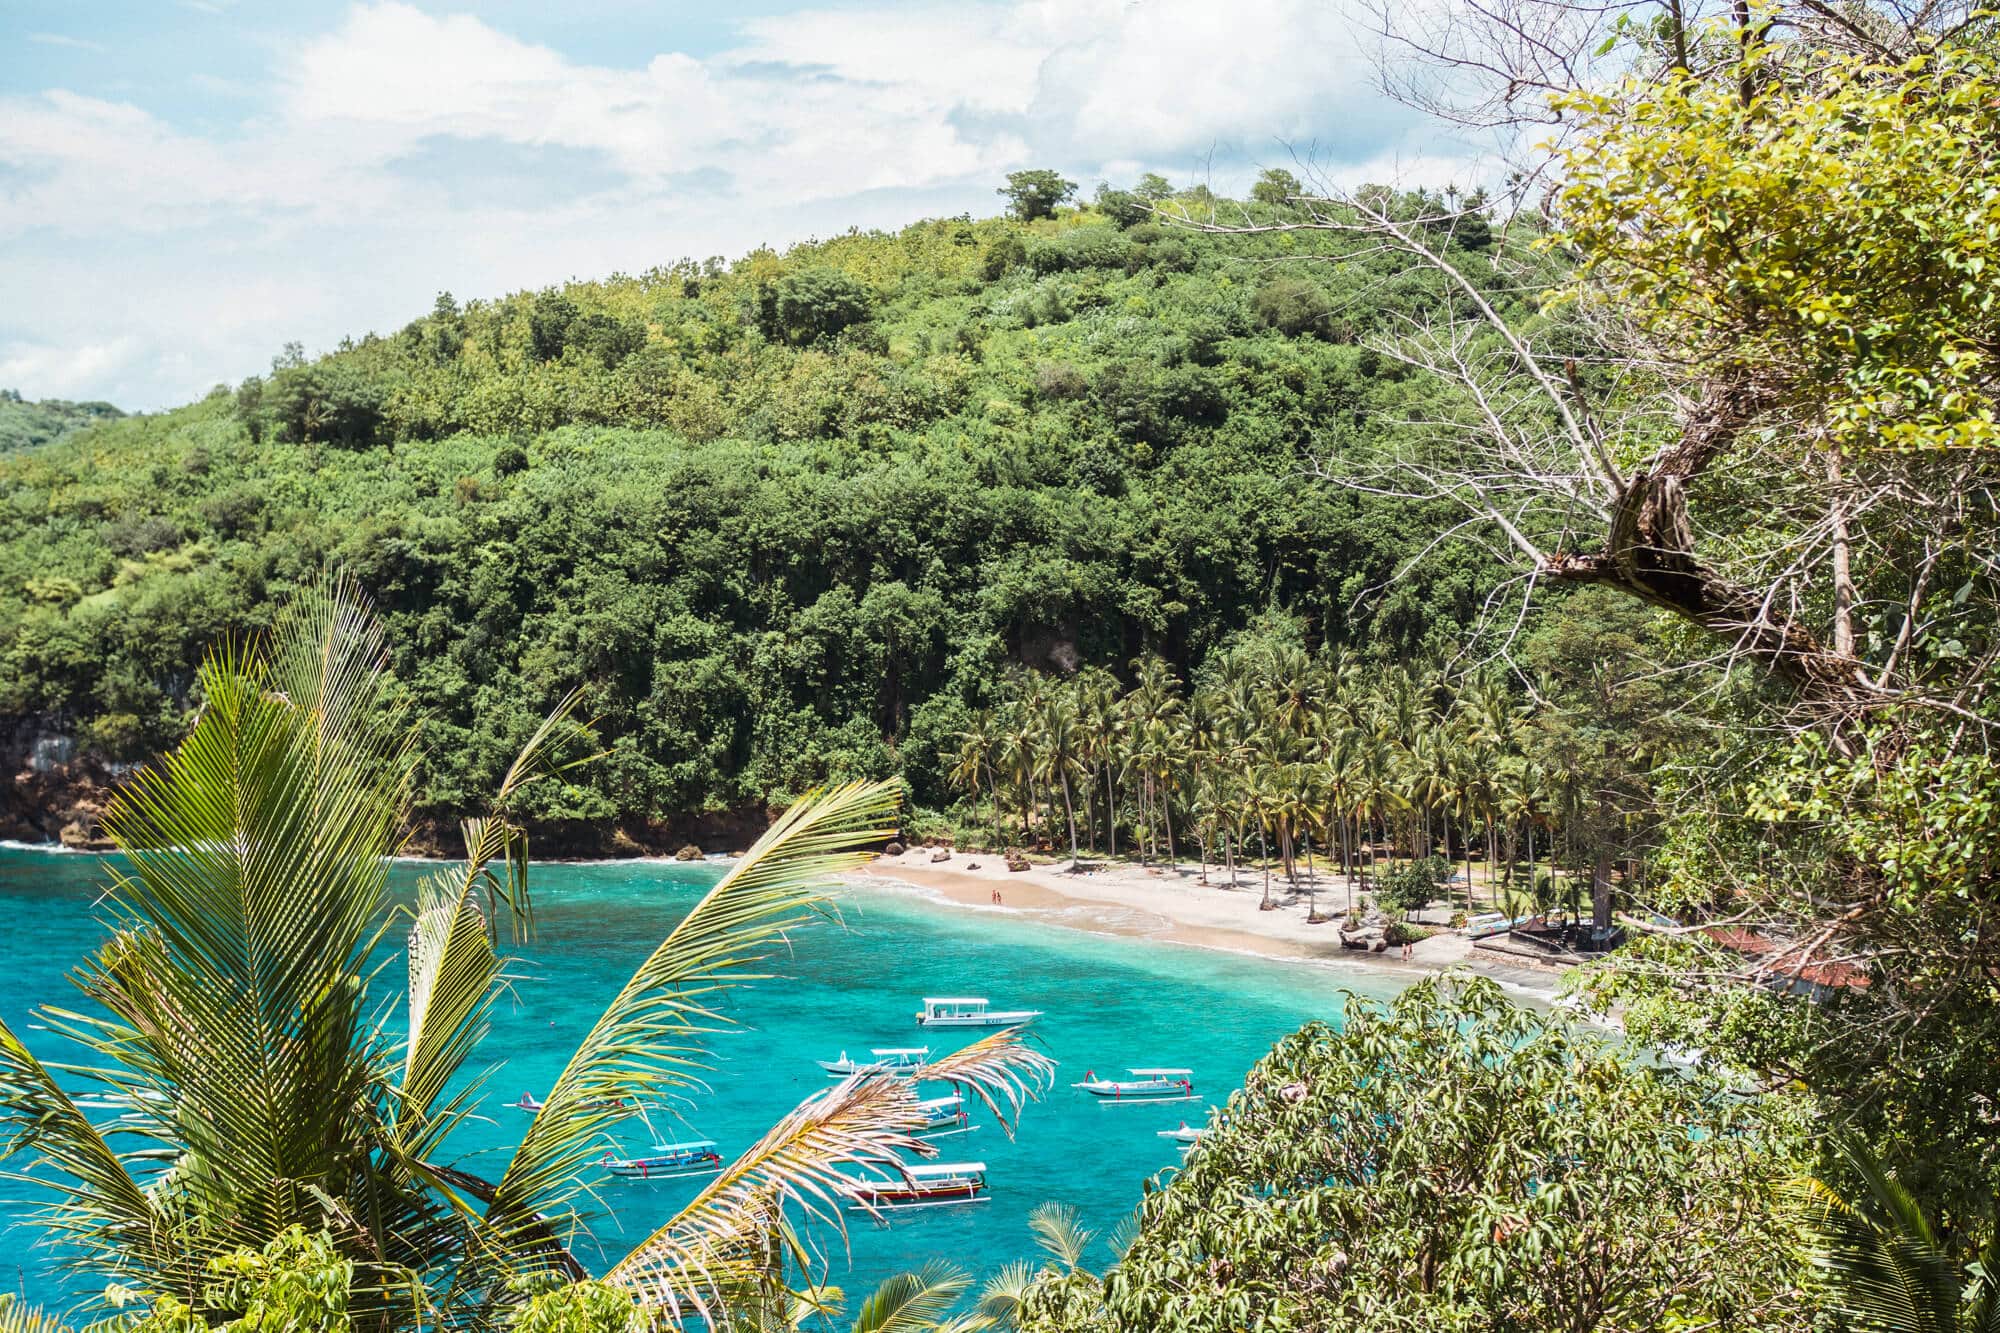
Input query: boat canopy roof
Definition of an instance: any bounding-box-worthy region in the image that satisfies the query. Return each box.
[923,996,989,1006]
[650,1139,718,1153]
[908,1161,986,1176]
[918,1094,964,1110]
[872,1047,931,1056]
[1129,1067,1193,1076]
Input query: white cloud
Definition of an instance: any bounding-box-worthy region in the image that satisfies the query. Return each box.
[28,33,108,53]
[0,0,1474,410]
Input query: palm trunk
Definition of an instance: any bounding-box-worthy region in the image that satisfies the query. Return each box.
[1061,772,1079,867]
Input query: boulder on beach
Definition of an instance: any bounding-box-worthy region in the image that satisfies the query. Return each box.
[883,840,905,856]
[673,844,703,861]
[1006,855,1030,872]
[930,848,952,863]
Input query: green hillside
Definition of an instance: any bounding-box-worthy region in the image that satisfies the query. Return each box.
[0,190,1541,844]
[0,389,124,453]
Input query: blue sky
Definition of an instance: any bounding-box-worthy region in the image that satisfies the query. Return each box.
[2,1,1469,410]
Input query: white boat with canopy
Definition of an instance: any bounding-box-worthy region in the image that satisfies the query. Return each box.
[836,1160,990,1210]
[600,1139,724,1182]
[816,1047,929,1078]
[1073,1068,1196,1102]
[914,1094,976,1139]
[1158,1121,1205,1144]
[915,996,1043,1028]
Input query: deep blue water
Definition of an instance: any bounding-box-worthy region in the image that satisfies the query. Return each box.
[0,845,1402,1309]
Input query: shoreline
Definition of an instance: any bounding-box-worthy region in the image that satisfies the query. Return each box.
[841,854,1568,1006]
[0,838,1567,1007]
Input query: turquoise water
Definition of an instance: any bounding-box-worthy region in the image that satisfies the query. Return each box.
[0,846,1401,1307]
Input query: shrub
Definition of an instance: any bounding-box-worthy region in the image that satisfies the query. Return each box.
[770,268,874,344]
[1252,277,1335,338]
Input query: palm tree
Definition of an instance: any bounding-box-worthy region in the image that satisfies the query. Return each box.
[0,580,1050,1328]
[1033,691,1085,869]
[1798,1139,2000,1332]
[973,1203,1105,1330]
[948,712,1003,851]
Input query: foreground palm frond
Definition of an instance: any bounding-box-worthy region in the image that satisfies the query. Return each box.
[602,1028,1052,1319]
[848,1260,972,1333]
[398,690,587,1154]
[483,779,903,1254]
[970,1261,1036,1330]
[601,1070,935,1315]
[1796,1137,2000,1333]
[1026,1203,1093,1274]
[913,1031,1057,1139]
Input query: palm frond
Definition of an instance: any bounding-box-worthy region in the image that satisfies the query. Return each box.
[0,1296,71,1333]
[0,1021,162,1282]
[1794,1139,1964,1333]
[1026,1203,1093,1273]
[971,1261,1036,1329]
[600,1071,933,1316]
[913,1030,1057,1138]
[482,781,901,1258]
[21,574,414,1285]
[399,691,590,1139]
[849,1261,970,1333]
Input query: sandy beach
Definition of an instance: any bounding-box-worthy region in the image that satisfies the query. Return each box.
[843,852,1565,1003]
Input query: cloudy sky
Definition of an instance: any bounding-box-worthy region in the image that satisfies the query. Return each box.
[2,0,1471,411]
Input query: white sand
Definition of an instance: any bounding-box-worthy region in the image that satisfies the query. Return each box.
[842,853,1563,1004]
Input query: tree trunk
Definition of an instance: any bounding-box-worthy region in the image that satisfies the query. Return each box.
[1060,771,1079,868]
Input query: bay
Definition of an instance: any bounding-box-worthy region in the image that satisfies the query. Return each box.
[0,845,1403,1308]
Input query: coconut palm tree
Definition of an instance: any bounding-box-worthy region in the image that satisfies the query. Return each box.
[1798,1138,2000,1333]
[947,712,1003,851]
[972,1203,1106,1330]
[0,580,1049,1329]
[1032,690,1085,868]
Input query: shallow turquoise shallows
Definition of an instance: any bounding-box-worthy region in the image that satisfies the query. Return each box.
[0,845,1404,1308]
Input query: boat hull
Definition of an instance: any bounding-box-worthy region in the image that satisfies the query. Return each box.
[842,1183,988,1210]
[915,1013,1039,1028]
[1076,1083,1196,1103]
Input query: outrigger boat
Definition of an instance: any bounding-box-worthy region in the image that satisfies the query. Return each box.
[1073,1068,1196,1102]
[914,1094,976,1139]
[1157,1121,1205,1145]
[600,1139,724,1182]
[514,1092,632,1115]
[915,997,1043,1029]
[817,1047,929,1078]
[836,1160,990,1211]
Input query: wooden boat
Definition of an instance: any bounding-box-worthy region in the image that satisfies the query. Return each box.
[1073,1068,1196,1102]
[600,1139,724,1182]
[1465,912,1535,940]
[914,1094,976,1139]
[512,1092,544,1113]
[915,996,1043,1028]
[817,1047,929,1078]
[1157,1121,1205,1145]
[837,1160,990,1210]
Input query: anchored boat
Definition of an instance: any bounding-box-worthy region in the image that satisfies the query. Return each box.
[817,1047,929,1078]
[1157,1121,1205,1145]
[914,1094,976,1139]
[1073,1068,1196,1102]
[915,996,1043,1028]
[601,1139,724,1182]
[513,1092,544,1113]
[837,1160,990,1210]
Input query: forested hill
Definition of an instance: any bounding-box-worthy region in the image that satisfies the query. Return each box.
[0,188,1532,851]
[0,389,124,453]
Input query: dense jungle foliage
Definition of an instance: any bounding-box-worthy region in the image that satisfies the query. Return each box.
[0,187,1531,842]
